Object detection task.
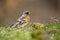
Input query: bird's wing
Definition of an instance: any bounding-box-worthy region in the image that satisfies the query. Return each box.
[10,22,19,27]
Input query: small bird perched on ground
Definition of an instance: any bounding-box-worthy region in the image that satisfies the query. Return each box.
[10,11,30,28]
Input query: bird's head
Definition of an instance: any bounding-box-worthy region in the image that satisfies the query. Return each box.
[22,11,30,22]
[19,11,30,21]
[23,11,30,15]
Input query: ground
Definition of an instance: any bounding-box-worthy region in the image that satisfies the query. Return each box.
[0,22,60,40]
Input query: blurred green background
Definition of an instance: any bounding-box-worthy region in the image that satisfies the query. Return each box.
[0,22,60,40]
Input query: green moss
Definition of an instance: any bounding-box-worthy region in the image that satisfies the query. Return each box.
[0,27,32,40]
[0,22,60,40]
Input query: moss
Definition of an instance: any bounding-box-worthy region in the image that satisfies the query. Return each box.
[0,22,60,40]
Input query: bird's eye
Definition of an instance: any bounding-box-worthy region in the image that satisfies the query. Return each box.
[25,12,29,15]
[24,11,30,15]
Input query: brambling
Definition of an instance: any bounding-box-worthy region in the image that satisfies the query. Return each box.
[10,11,30,28]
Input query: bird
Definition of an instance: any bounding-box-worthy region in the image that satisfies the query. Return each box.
[10,11,30,28]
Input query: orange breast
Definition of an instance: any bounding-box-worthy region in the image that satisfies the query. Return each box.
[24,16,30,22]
